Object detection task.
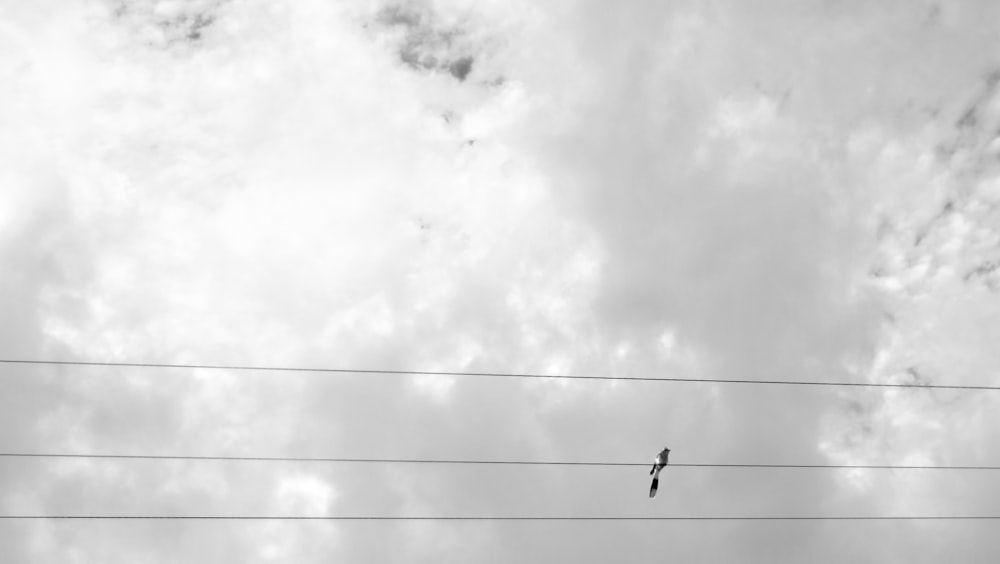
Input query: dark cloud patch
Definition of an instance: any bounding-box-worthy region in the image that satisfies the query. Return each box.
[373,4,477,82]
[937,69,1000,170]
[964,259,1000,291]
[109,0,229,48]
[448,56,474,82]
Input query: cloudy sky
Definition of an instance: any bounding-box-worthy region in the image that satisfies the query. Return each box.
[3,0,1000,562]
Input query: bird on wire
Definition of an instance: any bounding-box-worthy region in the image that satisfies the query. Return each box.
[649,447,670,498]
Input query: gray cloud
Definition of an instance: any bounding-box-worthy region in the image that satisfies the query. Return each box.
[3,1,1000,562]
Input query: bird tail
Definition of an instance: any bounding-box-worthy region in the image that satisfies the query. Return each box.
[648,477,659,498]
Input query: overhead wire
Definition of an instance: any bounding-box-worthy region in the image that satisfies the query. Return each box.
[2,359,997,391]
[2,515,998,521]
[3,360,996,524]
[1,452,998,470]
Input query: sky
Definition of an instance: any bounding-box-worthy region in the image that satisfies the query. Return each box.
[2,0,1000,562]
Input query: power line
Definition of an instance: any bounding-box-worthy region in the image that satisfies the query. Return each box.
[2,359,997,391]
[1,452,997,470]
[2,515,998,521]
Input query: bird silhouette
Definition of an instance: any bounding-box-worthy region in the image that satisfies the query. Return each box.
[649,447,670,498]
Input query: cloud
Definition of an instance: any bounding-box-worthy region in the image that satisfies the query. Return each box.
[3,0,1000,562]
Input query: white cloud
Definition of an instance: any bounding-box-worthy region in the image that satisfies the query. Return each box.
[4,1,1000,562]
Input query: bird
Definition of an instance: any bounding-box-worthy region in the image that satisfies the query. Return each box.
[649,447,670,498]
